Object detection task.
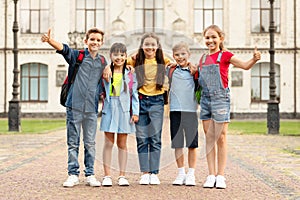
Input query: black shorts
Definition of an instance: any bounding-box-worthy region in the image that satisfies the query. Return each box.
[170,111,198,148]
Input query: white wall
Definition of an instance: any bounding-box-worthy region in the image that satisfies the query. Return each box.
[0,0,299,117]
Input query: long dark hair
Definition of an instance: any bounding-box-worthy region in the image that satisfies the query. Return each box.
[110,42,127,95]
[134,32,165,90]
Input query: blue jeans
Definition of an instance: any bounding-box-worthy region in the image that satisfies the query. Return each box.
[135,94,164,174]
[66,108,98,176]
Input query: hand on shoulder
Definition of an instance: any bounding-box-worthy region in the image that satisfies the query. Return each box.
[103,64,112,82]
[187,62,197,75]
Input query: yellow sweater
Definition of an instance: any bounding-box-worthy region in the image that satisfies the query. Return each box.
[127,56,170,96]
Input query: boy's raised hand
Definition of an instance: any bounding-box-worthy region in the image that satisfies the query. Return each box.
[41,28,63,51]
[41,28,51,43]
[253,46,261,62]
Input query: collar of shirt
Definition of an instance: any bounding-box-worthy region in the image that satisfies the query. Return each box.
[176,65,190,71]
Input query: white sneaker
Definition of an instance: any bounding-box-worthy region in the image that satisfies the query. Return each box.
[102,176,113,187]
[203,175,216,188]
[216,175,226,189]
[118,176,129,186]
[63,175,79,187]
[185,174,196,186]
[172,174,186,185]
[139,174,150,185]
[150,174,160,185]
[86,175,101,187]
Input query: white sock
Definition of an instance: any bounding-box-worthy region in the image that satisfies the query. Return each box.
[187,168,195,175]
[178,167,185,175]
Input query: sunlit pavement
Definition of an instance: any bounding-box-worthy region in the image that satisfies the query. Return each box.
[0,116,299,200]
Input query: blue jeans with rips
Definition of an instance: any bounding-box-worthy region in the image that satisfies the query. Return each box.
[66,108,98,177]
[135,94,164,174]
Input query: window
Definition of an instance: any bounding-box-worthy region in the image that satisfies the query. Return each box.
[135,0,164,33]
[20,0,49,33]
[251,62,280,102]
[75,0,105,33]
[194,0,223,33]
[21,63,48,102]
[251,0,280,33]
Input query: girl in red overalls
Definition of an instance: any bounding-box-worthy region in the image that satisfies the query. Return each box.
[199,25,261,189]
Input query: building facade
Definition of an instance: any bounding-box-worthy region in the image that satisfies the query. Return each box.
[0,0,299,118]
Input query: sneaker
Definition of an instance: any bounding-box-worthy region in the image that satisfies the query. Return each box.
[185,174,196,186]
[150,174,160,185]
[102,176,113,187]
[203,175,216,188]
[139,174,150,185]
[216,175,226,189]
[86,175,101,187]
[172,174,186,185]
[118,176,129,186]
[63,175,79,187]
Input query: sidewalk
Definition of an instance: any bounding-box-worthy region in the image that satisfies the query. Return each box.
[0,117,299,200]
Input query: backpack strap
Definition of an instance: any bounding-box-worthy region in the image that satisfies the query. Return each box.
[70,49,85,84]
[128,71,134,94]
[99,55,106,66]
[77,49,85,63]
[198,53,207,71]
[202,54,207,65]
[167,65,177,87]
[127,71,134,116]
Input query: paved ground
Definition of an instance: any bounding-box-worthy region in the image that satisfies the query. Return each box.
[0,117,299,200]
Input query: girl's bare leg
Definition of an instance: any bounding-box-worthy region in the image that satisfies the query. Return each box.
[203,120,216,175]
[117,134,128,176]
[215,122,228,176]
[103,132,115,176]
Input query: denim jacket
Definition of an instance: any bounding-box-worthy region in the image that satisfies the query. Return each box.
[57,44,106,113]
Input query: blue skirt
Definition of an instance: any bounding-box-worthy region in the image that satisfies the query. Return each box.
[100,97,136,133]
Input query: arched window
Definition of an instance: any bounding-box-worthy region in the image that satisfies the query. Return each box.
[251,62,280,102]
[21,63,48,102]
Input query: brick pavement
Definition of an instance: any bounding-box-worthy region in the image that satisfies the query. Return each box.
[0,117,299,200]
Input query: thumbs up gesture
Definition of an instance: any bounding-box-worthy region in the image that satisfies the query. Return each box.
[253,46,261,62]
[41,28,52,43]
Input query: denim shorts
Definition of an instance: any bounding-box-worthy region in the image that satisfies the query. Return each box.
[170,111,198,148]
[200,89,231,123]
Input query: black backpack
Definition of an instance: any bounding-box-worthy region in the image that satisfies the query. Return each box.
[60,50,85,107]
